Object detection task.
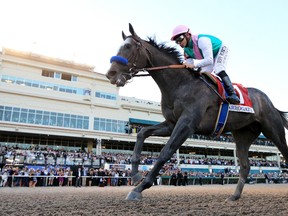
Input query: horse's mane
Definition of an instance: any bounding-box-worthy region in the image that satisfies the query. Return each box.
[146,37,183,64]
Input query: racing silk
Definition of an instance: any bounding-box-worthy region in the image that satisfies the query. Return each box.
[184,34,222,68]
[191,34,202,59]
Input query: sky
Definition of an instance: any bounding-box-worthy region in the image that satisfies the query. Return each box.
[0,0,287,112]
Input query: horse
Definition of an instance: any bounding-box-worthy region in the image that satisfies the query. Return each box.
[106,23,288,201]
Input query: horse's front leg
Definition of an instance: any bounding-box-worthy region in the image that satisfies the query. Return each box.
[131,121,173,185]
[127,117,193,200]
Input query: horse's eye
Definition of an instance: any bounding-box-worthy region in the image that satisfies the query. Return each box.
[124,43,132,49]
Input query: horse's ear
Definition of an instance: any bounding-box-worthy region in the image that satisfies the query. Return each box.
[129,23,138,37]
[122,31,127,40]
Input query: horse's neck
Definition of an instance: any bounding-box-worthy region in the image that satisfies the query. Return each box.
[149,67,193,98]
[147,44,195,98]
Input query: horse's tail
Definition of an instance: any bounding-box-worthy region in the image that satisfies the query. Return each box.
[277,109,288,130]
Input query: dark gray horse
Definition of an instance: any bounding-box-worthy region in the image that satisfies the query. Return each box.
[106,23,288,201]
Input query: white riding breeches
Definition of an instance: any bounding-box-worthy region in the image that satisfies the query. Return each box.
[213,44,229,74]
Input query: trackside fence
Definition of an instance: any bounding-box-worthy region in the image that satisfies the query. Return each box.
[2,175,287,187]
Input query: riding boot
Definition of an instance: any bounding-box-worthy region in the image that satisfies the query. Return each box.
[218,71,240,104]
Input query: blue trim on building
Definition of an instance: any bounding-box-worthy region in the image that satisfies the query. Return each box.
[129,118,160,126]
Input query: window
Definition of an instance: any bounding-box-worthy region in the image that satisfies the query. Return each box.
[16,79,24,86]
[20,109,28,123]
[56,113,64,127]
[76,116,83,129]
[64,114,70,127]
[61,73,72,81]
[42,70,54,77]
[24,80,32,86]
[70,115,77,128]
[49,112,57,126]
[83,117,89,129]
[0,105,89,130]
[106,119,112,132]
[39,82,47,89]
[84,89,91,96]
[45,84,53,91]
[42,70,77,82]
[94,118,100,130]
[71,75,78,82]
[1,75,85,95]
[42,112,49,125]
[4,107,12,121]
[35,110,43,124]
[112,120,117,132]
[95,91,117,101]
[54,72,61,79]
[66,88,73,93]
[28,109,36,124]
[0,106,4,120]
[1,75,15,83]
[59,86,66,92]
[100,119,105,131]
[32,82,39,88]
[93,117,126,133]
[12,107,20,122]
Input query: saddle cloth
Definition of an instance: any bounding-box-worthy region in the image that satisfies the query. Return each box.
[202,72,254,113]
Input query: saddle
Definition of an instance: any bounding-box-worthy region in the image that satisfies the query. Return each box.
[200,72,253,109]
[200,72,254,137]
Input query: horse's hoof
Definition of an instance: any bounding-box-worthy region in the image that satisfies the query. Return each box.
[225,195,240,202]
[125,191,143,201]
[131,172,143,186]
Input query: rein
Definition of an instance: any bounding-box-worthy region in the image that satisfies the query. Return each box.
[198,75,229,103]
[132,63,228,103]
[132,64,186,76]
[138,67,228,103]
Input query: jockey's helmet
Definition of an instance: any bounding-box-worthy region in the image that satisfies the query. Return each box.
[171,25,191,40]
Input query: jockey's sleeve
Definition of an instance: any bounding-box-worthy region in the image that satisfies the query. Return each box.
[193,37,214,68]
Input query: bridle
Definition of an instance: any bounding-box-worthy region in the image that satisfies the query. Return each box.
[110,36,187,79]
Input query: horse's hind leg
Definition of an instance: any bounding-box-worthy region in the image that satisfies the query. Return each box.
[227,125,261,201]
[261,112,288,162]
[130,121,173,185]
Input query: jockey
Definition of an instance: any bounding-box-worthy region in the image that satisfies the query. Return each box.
[171,25,240,104]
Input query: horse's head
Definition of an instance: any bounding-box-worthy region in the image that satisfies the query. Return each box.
[106,23,153,87]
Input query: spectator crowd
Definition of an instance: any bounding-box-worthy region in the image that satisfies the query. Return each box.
[1,144,287,188]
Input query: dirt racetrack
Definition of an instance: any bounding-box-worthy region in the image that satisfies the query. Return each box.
[0,184,287,216]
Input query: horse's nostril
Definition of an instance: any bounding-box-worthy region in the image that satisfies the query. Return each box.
[106,70,117,78]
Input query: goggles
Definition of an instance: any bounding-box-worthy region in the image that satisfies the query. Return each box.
[175,34,185,44]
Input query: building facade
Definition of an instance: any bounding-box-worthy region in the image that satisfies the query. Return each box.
[0,48,284,173]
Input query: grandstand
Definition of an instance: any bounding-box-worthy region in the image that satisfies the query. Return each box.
[0,47,286,175]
